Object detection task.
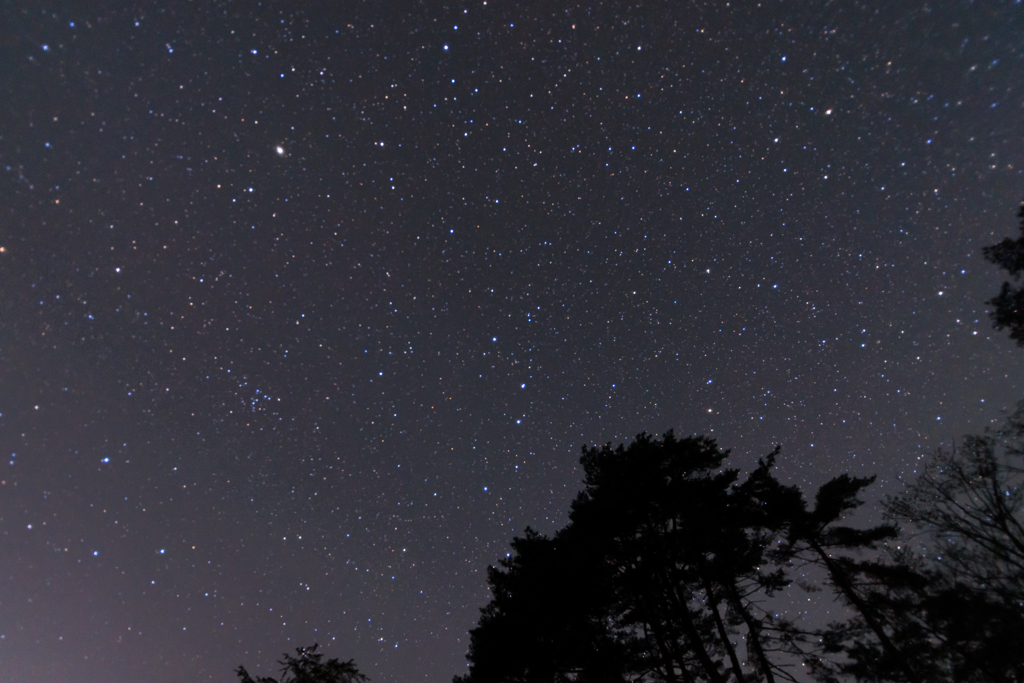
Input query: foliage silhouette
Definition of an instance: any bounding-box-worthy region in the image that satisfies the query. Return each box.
[459,424,1024,682]
[882,406,1024,682]
[459,432,833,683]
[236,644,367,683]
[984,201,1024,344]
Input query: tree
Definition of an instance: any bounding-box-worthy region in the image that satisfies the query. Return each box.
[459,432,809,683]
[883,406,1024,682]
[983,201,1024,344]
[567,433,797,683]
[460,424,1024,683]
[776,475,934,683]
[730,452,935,683]
[456,527,628,683]
[237,644,368,683]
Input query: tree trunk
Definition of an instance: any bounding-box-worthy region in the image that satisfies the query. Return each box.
[637,594,684,683]
[809,541,923,683]
[659,570,729,683]
[724,578,776,683]
[698,565,746,682]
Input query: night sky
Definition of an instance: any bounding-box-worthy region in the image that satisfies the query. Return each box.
[2,2,1023,682]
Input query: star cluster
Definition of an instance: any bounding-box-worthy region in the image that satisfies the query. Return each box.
[1,2,1023,682]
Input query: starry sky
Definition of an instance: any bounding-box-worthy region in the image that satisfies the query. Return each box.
[2,2,1023,682]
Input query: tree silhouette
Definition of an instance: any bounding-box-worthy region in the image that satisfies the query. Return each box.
[983,201,1024,344]
[459,432,809,683]
[459,421,1024,682]
[237,644,368,683]
[455,527,627,683]
[883,406,1024,682]
[774,475,933,683]
[569,432,803,683]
